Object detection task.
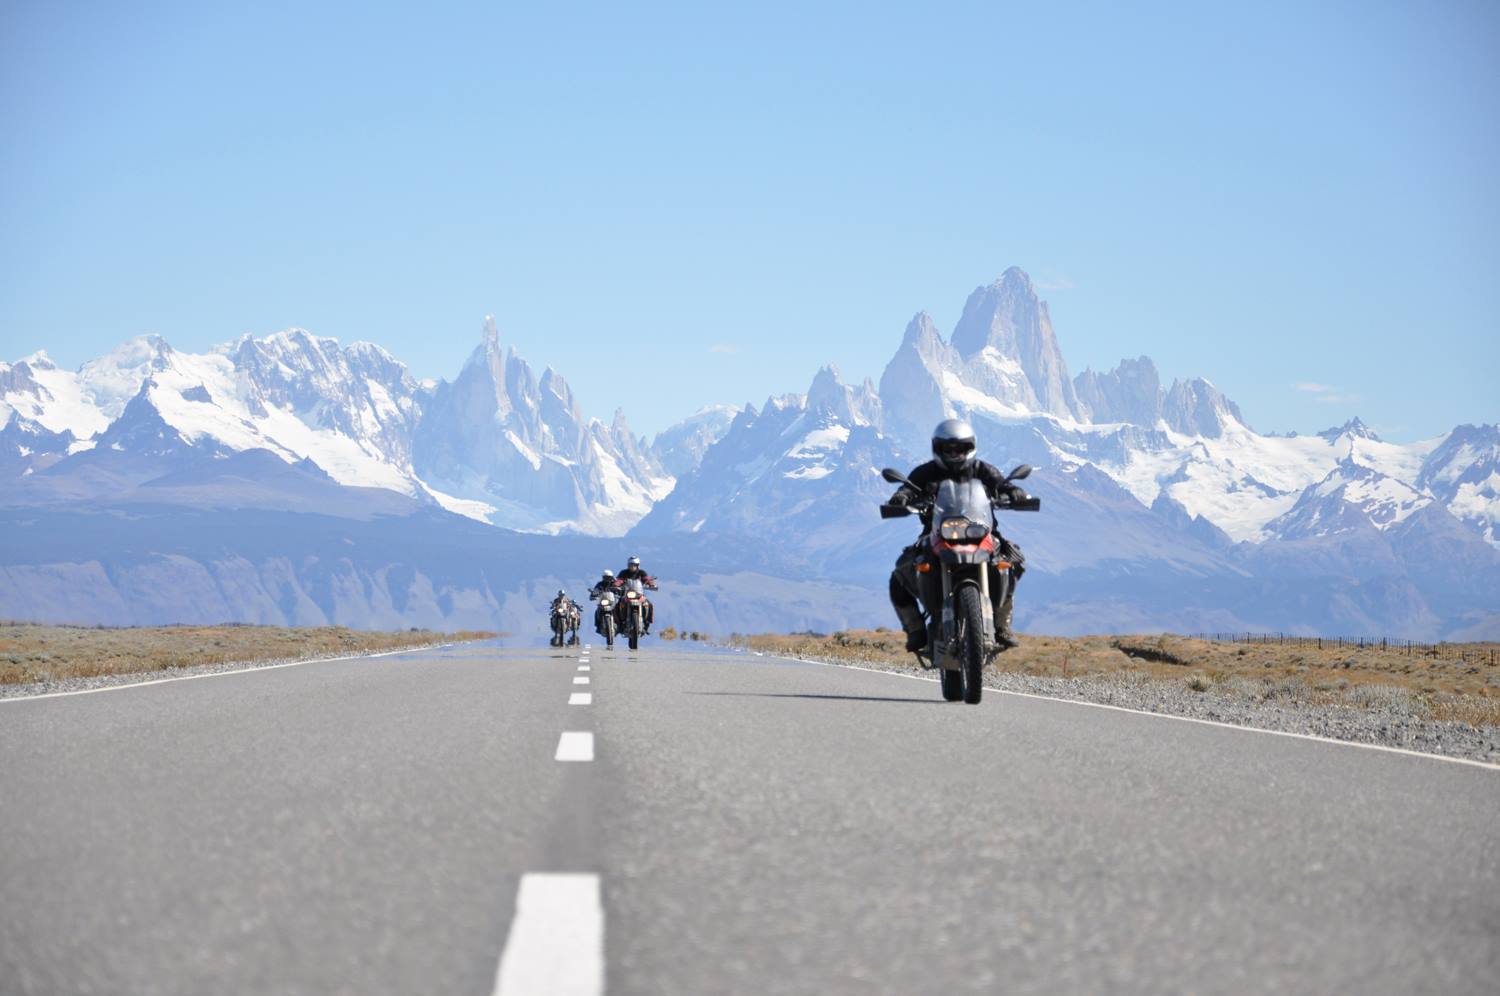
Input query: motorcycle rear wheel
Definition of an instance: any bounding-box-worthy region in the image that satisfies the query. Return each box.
[958,584,985,704]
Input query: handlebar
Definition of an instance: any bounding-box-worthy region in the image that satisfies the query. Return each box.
[880,494,1040,517]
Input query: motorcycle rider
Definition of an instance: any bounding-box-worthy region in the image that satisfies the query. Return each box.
[615,556,658,633]
[588,570,617,635]
[887,418,1028,652]
[549,588,579,645]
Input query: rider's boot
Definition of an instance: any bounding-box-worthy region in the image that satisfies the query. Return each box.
[894,603,927,653]
[995,593,1019,649]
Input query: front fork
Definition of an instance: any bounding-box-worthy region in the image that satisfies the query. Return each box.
[935,563,1006,671]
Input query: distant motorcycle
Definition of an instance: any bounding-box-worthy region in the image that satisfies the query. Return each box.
[616,577,657,651]
[880,464,1040,703]
[590,587,619,649]
[550,601,581,647]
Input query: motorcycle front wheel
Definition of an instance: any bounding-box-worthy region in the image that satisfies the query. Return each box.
[958,584,985,704]
[605,616,616,649]
[940,667,963,701]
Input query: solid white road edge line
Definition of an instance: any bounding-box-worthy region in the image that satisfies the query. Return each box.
[569,693,593,706]
[555,731,595,762]
[492,873,603,996]
[0,644,451,705]
[784,655,1500,773]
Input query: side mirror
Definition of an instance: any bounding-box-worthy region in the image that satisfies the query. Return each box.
[1007,464,1032,482]
[880,467,915,489]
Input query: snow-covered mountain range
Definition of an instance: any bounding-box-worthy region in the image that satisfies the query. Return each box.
[639,269,1496,554]
[1,318,674,535]
[3,268,1496,637]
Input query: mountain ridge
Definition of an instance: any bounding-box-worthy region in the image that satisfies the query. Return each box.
[4,269,1496,637]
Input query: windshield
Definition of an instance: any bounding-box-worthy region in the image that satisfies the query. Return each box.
[933,478,991,525]
[622,578,646,595]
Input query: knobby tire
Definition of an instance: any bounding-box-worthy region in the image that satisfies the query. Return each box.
[958,584,985,704]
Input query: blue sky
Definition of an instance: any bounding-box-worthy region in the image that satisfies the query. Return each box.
[2,0,1496,439]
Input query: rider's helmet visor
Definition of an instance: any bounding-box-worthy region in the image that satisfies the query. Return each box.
[936,440,975,459]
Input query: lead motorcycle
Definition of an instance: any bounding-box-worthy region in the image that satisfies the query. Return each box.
[880,464,1040,704]
[616,577,657,651]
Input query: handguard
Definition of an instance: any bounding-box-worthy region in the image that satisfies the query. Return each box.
[995,494,1041,512]
[880,503,913,519]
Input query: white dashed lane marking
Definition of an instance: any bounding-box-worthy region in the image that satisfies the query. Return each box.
[555,731,594,762]
[569,693,592,706]
[573,676,589,685]
[492,873,603,996]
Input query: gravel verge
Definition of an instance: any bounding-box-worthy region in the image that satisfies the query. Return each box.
[0,642,458,701]
[759,649,1500,767]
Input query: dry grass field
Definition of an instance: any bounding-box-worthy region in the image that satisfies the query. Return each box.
[738,630,1500,728]
[0,623,496,686]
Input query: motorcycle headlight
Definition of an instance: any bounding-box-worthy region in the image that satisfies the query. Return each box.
[965,522,989,540]
[940,517,968,541]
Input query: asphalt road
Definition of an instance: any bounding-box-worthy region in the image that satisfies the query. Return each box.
[1,642,1497,995]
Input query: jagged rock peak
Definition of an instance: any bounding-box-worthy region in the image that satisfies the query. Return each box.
[807,363,845,402]
[1163,377,1246,438]
[949,267,1078,418]
[1318,417,1380,443]
[1075,355,1163,427]
[85,333,176,371]
[951,268,1034,358]
[900,311,943,348]
[539,366,573,400]
[805,364,880,426]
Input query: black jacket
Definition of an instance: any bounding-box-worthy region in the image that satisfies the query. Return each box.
[891,459,1022,531]
[618,567,656,586]
[892,458,1019,503]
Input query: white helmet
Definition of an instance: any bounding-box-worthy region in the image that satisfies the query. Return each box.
[602,569,614,579]
[932,418,977,474]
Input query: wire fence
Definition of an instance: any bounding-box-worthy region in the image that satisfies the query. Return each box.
[1190,632,1498,666]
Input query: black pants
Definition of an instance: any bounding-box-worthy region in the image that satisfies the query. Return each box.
[889,538,1024,629]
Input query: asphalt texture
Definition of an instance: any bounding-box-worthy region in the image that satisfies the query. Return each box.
[1,642,1497,995]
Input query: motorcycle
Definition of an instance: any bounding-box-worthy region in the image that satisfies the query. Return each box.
[550,601,581,647]
[590,587,619,649]
[880,464,1040,704]
[615,577,657,651]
